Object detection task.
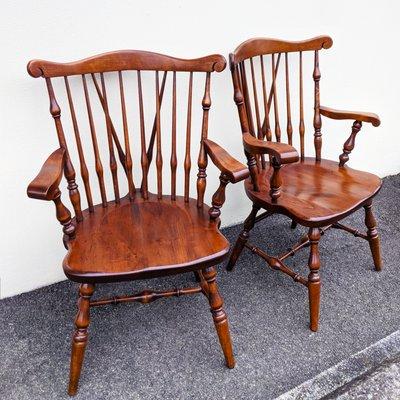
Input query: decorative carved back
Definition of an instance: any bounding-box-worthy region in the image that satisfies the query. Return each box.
[28,51,226,220]
[229,36,333,168]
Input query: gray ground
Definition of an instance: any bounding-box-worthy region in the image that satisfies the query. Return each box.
[1,174,400,400]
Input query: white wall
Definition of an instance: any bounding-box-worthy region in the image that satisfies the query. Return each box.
[1,0,399,298]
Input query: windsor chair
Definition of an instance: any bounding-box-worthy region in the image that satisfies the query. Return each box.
[26,51,248,395]
[227,36,382,332]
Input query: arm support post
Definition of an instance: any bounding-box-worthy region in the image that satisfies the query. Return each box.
[27,148,75,242]
[339,120,362,167]
[203,139,249,219]
[242,132,299,201]
[319,105,380,167]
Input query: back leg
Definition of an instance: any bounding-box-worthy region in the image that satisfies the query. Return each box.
[364,202,382,271]
[227,204,260,271]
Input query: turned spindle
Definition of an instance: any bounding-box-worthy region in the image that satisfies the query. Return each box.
[339,120,362,167]
[209,174,230,219]
[307,227,321,332]
[313,50,322,161]
[197,72,211,207]
[68,283,95,396]
[269,158,282,201]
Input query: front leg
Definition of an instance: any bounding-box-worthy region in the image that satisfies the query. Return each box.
[364,202,382,271]
[307,228,321,332]
[202,266,235,368]
[68,283,95,396]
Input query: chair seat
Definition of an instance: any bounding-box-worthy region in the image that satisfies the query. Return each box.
[63,194,229,283]
[245,157,382,226]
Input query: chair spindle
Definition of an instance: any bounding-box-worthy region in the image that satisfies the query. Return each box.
[299,51,305,160]
[250,58,265,169]
[197,72,211,207]
[285,53,293,146]
[118,71,135,200]
[260,55,272,142]
[313,50,322,161]
[137,71,149,200]
[82,74,107,207]
[147,71,168,167]
[261,53,281,136]
[271,54,281,142]
[64,77,94,212]
[100,73,120,203]
[155,71,163,199]
[91,74,127,173]
[184,72,193,203]
[239,62,255,136]
[171,71,177,201]
[45,78,83,221]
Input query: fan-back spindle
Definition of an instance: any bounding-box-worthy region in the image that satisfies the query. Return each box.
[27,51,227,222]
[230,36,333,178]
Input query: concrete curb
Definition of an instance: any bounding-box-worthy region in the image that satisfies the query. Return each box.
[275,330,400,400]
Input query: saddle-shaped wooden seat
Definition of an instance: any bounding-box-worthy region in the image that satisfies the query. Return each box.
[64,194,230,282]
[245,157,381,226]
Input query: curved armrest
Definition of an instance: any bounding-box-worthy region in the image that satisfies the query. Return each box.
[242,132,299,164]
[204,139,249,183]
[320,106,380,127]
[27,148,66,200]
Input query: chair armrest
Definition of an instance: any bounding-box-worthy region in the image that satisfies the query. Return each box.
[319,106,380,127]
[27,148,66,200]
[242,132,299,164]
[204,138,249,183]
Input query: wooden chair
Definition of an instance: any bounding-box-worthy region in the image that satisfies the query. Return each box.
[227,36,382,332]
[27,51,248,395]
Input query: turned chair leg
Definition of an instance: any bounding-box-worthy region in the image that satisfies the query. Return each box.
[364,202,382,271]
[227,204,260,271]
[307,228,321,332]
[68,283,95,396]
[202,266,235,368]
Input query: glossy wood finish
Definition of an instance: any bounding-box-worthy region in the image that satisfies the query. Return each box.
[319,106,381,126]
[204,139,250,183]
[27,51,226,77]
[27,49,246,395]
[228,36,383,332]
[307,228,321,332]
[64,194,230,282]
[364,202,383,271]
[203,266,235,368]
[231,36,333,64]
[68,283,94,396]
[245,158,382,227]
[242,133,299,164]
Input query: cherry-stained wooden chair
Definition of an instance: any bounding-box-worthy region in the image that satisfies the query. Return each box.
[227,36,382,332]
[27,51,248,395]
